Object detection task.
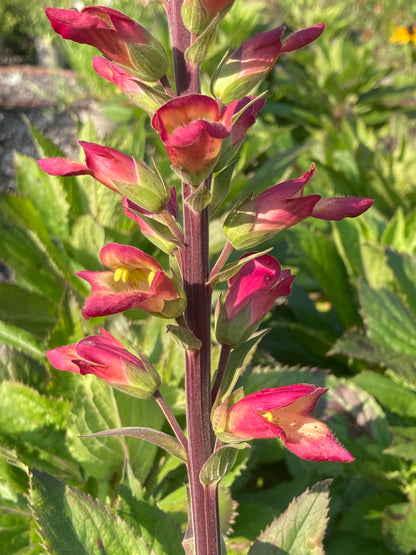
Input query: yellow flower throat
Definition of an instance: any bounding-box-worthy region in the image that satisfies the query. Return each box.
[114,266,156,287]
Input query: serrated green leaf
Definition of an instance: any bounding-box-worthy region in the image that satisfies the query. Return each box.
[0,320,45,358]
[0,513,31,555]
[66,213,105,271]
[0,192,79,286]
[200,444,249,486]
[218,484,239,538]
[288,227,360,328]
[29,469,150,555]
[0,382,77,479]
[118,467,183,555]
[0,219,64,303]
[29,121,87,217]
[358,280,416,372]
[66,377,126,480]
[77,174,122,228]
[352,371,416,419]
[248,480,332,555]
[387,249,416,319]
[330,329,416,381]
[384,426,416,460]
[383,501,416,554]
[0,345,49,389]
[15,153,69,240]
[126,317,185,385]
[325,378,391,447]
[0,283,57,338]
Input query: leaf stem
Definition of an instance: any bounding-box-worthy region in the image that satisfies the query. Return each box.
[153,389,188,452]
[208,240,234,283]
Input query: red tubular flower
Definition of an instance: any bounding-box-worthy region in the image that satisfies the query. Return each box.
[152,94,229,184]
[215,254,295,347]
[225,385,354,462]
[152,94,264,185]
[212,24,325,104]
[45,6,168,82]
[77,243,186,319]
[38,141,170,213]
[47,329,160,398]
[224,164,374,249]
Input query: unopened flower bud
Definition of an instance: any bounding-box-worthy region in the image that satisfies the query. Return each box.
[215,254,294,347]
[46,6,169,82]
[47,329,161,399]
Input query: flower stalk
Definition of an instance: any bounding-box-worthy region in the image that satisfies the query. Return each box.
[167,1,221,552]
[40,3,372,553]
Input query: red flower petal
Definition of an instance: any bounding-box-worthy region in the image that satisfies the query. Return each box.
[312,197,374,221]
[38,158,90,177]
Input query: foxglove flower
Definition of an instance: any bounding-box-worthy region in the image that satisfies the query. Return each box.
[38,141,170,213]
[47,329,160,399]
[152,94,264,185]
[46,6,168,82]
[212,24,325,104]
[77,243,186,319]
[215,254,294,347]
[225,384,354,462]
[224,164,374,249]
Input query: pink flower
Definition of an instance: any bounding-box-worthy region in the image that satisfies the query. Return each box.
[47,329,160,398]
[226,385,354,462]
[215,254,294,347]
[45,6,168,82]
[224,164,374,249]
[213,24,325,103]
[93,57,170,114]
[152,94,229,184]
[38,141,170,213]
[152,94,264,184]
[77,243,186,319]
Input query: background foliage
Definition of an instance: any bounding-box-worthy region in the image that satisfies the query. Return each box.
[1,0,416,553]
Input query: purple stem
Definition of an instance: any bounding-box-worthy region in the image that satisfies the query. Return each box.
[166,1,221,553]
[182,184,221,555]
[153,389,188,452]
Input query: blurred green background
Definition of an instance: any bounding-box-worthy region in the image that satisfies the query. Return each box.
[1,1,416,554]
